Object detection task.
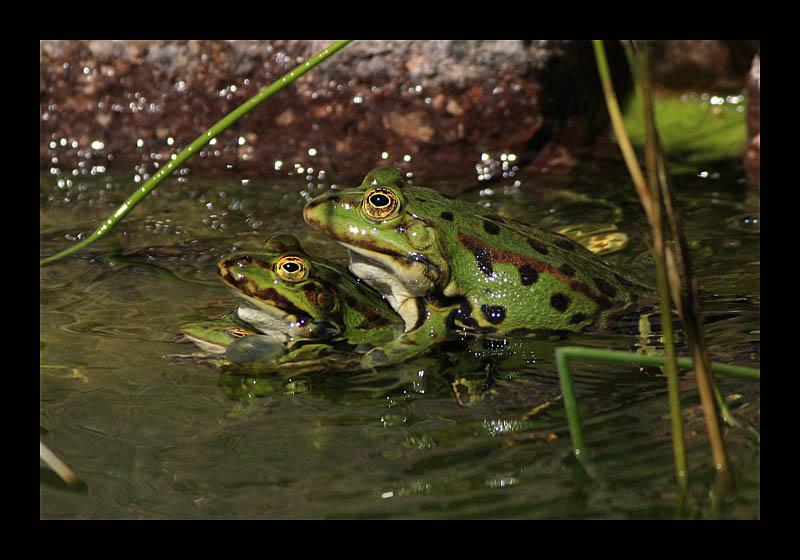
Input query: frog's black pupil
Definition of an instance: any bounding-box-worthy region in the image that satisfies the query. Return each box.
[283,262,300,272]
[370,194,390,207]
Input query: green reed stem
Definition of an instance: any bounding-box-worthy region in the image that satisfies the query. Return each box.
[629,40,689,492]
[633,40,734,488]
[592,41,755,494]
[593,39,687,487]
[554,347,588,469]
[40,40,353,267]
[557,347,759,381]
[592,41,654,223]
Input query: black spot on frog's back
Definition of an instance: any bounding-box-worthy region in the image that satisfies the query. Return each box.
[550,293,570,312]
[471,244,494,276]
[553,237,576,252]
[558,263,576,277]
[519,263,538,285]
[569,312,589,324]
[527,238,549,255]
[593,277,618,299]
[480,304,506,325]
[440,211,454,221]
[483,219,501,235]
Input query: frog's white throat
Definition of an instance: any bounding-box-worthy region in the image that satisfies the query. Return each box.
[346,246,429,331]
[235,298,341,343]
[237,304,291,343]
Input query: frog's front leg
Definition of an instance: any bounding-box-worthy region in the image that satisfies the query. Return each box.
[360,304,449,368]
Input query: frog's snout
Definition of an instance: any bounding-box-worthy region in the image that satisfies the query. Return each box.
[303,192,340,229]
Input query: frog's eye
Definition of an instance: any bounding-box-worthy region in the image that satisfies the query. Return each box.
[363,187,400,221]
[274,256,309,283]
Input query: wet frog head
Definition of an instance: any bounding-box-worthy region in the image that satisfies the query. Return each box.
[303,168,448,328]
[217,233,403,347]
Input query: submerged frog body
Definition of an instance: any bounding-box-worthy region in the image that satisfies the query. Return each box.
[216,233,404,353]
[180,315,260,355]
[180,316,287,364]
[303,167,651,366]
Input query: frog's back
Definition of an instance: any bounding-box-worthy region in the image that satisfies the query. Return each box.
[404,185,649,332]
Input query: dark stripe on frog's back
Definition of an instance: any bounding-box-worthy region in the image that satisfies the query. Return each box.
[457,231,632,310]
[412,189,594,264]
[409,187,648,290]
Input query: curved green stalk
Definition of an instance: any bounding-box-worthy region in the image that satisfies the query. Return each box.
[555,347,588,469]
[40,40,353,267]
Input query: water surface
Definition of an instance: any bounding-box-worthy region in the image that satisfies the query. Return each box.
[40,161,760,519]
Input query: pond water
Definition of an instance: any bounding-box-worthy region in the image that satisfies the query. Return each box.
[40,158,759,519]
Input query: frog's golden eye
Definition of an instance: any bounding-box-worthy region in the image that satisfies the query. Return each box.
[274,255,309,283]
[363,187,400,221]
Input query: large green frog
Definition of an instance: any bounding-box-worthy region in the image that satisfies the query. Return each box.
[303,167,652,366]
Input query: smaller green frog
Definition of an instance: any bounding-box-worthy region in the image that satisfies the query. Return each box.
[216,233,404,353]
[178,234,405,370]
[217,234,403,346]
